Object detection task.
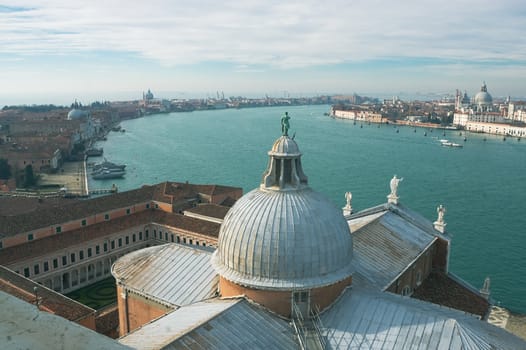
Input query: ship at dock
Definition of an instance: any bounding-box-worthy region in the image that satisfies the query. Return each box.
[91,159,126,179]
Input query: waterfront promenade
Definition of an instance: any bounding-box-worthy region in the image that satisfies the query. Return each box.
[39,161,89,196]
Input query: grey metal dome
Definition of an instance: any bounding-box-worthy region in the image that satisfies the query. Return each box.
[474,83,493,105]
[67,109,88,120]
[270,136,301,156]
[211,134,353,290]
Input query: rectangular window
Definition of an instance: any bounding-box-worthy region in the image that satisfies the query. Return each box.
[104,242,108,252]
[24,267,30,277]
[96,245,100,254]
[79,250,84,260]
[53,259,58,269]
[43,261,49,272]
[189,239,193,245]
[125,236,129,245]
[146,203,150,209]
[34,264,40,275]
[171,234,174,242]
[202,242,206,247]
[70,253,76,263]
[293,291,309,303]
[55,226,62,233]
[111,241,115,249]
[132,234,136,243]
[81,219,87,227]
[62,256,67,266]
[28,233,34,241]
[153,230,157,238]
[139,232,143,240]
[176,236,180,243]
[165,232,168,241]
[145,230,149,239]
[126,208,131,215]
[118,238,122,247]
[87,248,92,257]
[183,238,187,244]
[104,213,110,220]
[155,203,159,209]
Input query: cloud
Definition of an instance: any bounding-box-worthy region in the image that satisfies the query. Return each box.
[1,0,525,69]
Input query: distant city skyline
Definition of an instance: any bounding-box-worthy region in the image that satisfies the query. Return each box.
[1,1,526,105]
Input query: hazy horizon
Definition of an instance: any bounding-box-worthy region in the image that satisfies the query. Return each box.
[2,1,525,106]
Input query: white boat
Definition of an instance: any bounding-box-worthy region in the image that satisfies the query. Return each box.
[441,141,463,148]
[92,159,126,172]
[92,169,126,179]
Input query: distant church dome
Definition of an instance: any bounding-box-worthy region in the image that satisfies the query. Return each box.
[212,135,353,290]
[474,82,493,111]
[67,109,88,120]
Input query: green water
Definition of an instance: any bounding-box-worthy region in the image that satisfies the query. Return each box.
[89,105,526,313]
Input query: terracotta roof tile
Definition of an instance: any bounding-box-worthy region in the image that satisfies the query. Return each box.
[0,185,158,238]
[0,181,239,239]
[184,204,231,220]
[156,212,221,237]
[0,210,219,265]
[0,210,157,265]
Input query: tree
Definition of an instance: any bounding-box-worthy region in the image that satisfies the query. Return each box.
[24,165,36,187]
[0,158,11,179]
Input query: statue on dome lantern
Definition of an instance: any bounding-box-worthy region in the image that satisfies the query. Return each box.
[281,112,290,136]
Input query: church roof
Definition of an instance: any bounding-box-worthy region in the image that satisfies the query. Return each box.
[119,286,526,350]
[348,204,438,290]
[322,286,526,350]
[119,298,298,350]
[0,290,130,350]
[112,244,218,308]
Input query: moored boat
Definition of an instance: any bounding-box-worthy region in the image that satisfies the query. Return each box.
[92,169,126,179]
[92,159,126,172]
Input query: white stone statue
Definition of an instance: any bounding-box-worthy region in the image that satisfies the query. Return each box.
[433,204,447,233]
[436,204,446,224]
[345,192,352,208]
[389,175,403,198]
[343,191,353,215]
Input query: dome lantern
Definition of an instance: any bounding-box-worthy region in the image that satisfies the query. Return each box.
[260,136,308,191]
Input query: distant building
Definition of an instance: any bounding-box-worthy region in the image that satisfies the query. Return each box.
[453,83,526,137]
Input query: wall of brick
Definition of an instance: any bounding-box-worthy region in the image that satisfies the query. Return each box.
[219,275,352,318]
[386,244,435,295]
[116,285,172,336]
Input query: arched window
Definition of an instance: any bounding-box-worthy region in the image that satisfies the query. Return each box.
[416,270,422,286]
[401,285,411,296]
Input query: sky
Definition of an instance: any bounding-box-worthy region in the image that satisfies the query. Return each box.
[1,0,526,105]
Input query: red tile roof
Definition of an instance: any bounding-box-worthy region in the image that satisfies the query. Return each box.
[0,210,220,265]
[184,204,231,220]
[0,181,239,239]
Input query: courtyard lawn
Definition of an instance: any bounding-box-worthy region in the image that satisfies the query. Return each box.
[66,277,117,310]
